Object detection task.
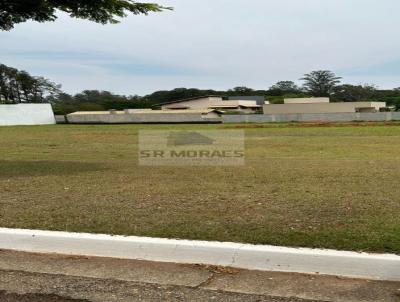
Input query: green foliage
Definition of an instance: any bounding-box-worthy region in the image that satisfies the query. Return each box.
[269,81,301,95]
[331,84,378,102]
[372,96,400,111]
[301,70,342,97]
[144,88,225,104]
[228,86,255,95]
[50,90,156,114]
[0,63,61,103]
[0,0,170,30]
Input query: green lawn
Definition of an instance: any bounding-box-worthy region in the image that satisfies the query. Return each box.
[0,123,400,253]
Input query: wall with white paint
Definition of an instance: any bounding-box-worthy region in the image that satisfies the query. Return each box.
[0,104,55,126]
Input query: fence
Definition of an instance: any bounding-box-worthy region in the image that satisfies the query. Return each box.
[66,112,221,124]
[59,112,400,125]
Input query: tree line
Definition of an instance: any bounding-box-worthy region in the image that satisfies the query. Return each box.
[0,64,61,104]
[1,63,399,114]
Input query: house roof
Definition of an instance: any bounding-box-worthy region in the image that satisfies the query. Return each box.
[209,100,260,108]
[152,95,224,107]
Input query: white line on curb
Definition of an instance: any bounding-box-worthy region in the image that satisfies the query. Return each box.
[0,228,399,281]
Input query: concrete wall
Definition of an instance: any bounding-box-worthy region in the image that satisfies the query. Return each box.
[67,112,222,124]
[54,115,67,124]
[0,104,55,126]
[66,111,400,124]
[263,102,386,115]
[223,112,400,123]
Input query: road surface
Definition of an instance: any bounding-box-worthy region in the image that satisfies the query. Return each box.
[0,250,398,301]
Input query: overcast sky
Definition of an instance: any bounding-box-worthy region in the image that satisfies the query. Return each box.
[1,0,399,95]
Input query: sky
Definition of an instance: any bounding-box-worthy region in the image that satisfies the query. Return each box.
[1,0,400,95]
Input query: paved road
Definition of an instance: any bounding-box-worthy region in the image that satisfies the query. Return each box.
[0,269,319,302]
[0,250,399,302]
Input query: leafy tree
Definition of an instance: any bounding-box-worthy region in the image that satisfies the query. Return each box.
[0,0,170,30]
[144,88,224,104]
[301,70,342,97]
[49,89,156,114]
[73,90,126,103]
[228,86,254,95]
[331,84,377,102]
[269,81,301,95]
[0,63,60,103]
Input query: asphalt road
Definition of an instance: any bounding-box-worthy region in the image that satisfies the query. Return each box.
[0,269,319,302]
[0,250,399,302]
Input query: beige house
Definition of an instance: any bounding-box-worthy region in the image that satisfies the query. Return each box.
[263,98,387,115]
[156,96,265,113]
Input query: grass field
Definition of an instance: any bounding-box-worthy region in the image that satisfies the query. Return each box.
[1,123,400,253]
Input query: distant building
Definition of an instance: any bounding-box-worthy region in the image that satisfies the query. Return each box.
[263,98,387,115]
[154,96,267,114]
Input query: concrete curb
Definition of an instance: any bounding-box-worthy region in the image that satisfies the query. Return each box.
[0,228,399,281]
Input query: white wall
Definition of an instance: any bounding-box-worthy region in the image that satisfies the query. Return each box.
[0,104,56,126]
[66,111,221,124]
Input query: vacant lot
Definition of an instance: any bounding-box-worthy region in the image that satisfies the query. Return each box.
[0,124,399,253]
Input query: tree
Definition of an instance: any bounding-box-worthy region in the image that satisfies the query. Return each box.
[144,88,224,103]
[228,86,254,95]
[301,70,342,97]
[269,81,301,95]
[0,63,61,103]
[331,84,377,102]
[0,0,170,31]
